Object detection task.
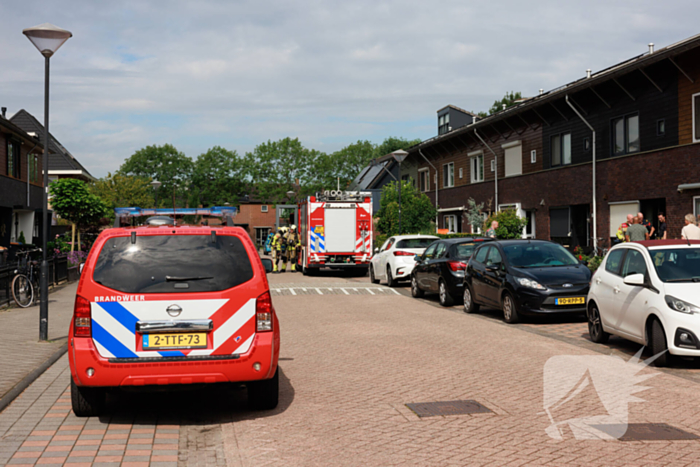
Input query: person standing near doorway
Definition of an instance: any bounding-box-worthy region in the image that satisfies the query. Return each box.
[682,213,700,240]
[657,213,667,240]
[626,216,649,242]
[638,212,655,239]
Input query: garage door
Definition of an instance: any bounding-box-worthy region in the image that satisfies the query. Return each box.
[609,201,639,237]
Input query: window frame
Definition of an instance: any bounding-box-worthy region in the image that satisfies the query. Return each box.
[7,139,21,179]
[693,92,700,143]
[444,214,458,233]
[604,248,627,276]
[442,162,455,188]
[261,205,268,213]
[656,119,666,137]
[438,112,450,135]
[550,132,572,167]
[418,168,430,192]
[469,153,484,183]
[611,112,640,156]
[620,248,649,278]
[530,150,537,163]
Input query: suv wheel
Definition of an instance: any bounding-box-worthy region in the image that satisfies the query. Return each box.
[248,368,279,410]
[386,267,396,287]
[71,379,105,417]
[411,275,424,298]
[438,280,454,307]
[502,292,519,324]
[463,286,479,313]
[370,265,379,284]
[588,303,609,343]
[650,319,672,368]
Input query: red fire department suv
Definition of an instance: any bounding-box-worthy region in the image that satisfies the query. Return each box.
[68,224,280,416]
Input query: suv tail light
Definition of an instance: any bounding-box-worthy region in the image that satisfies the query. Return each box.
[393,250,414,256]
[73,295,91,337]
[256,291,273,332]
[447,261,467,272]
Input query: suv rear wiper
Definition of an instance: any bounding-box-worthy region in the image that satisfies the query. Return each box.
[165,275,213,281]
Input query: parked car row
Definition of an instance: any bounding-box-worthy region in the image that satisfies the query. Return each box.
[372,234,700,368]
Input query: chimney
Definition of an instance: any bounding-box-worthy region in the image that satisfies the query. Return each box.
[539,89,544,95]
[586,69,592,78]
[502,103,507,110]
[1,107,6,118]
[648,43,654,54]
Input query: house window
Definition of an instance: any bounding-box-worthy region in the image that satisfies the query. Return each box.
[551,133,572,166]
[438,113,450,135]
[491,159,495,172]
[444,214,459,233]
[694,92,700,142]
[443,162,454,188]
[502,141,522,177]
[657,119,666,136]
[470,155,484,183]
[694,196,700,219]
[29,154,40,183]
[261,205,268,213]
[612,113,639,155]
[530,150,537,163]
[419,168,430,192]
[7,140,20,179]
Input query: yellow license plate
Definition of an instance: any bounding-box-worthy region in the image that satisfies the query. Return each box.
[556,297,585,305]
[143,333,207,349]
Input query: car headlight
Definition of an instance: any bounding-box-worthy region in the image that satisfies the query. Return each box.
[516,277,546,290]
[665,296,700,314]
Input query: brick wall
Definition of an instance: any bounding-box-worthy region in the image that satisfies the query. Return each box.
[425,143,700,243]
[236,203,277,239]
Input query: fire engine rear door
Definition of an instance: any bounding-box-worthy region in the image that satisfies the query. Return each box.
[324,206,356,252]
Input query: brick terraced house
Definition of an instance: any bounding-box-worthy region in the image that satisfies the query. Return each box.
[0,108,45,250]
[407,34,700,250]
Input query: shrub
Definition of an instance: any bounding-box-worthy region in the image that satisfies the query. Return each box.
[484,210,528,239]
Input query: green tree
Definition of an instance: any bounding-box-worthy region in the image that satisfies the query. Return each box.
[375,180,437,236]
[50,178,108,252]
[325,140,376,190]
[485,209,528,239]
[465,198,485,233]
[488,91,522,115]
[91,173,154,219]
[373,136,422,158]
[245,137,327,202]
[117,144,193,207]
[191,146,247,207]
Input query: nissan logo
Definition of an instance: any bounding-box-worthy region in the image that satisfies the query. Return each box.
[166,304,182,317]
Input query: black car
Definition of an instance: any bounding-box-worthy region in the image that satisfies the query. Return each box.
[411,237,492,306]
[463,240,592,323]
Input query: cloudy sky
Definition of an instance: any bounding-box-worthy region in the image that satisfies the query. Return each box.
[2,0,699,178]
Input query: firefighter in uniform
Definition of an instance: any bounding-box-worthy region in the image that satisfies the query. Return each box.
[270,227,285,273]
[285,225,302,272]
[277,227,290,272]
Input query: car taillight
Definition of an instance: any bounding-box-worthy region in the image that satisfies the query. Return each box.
[447,261,467,272]
[73,295,91,337]
[393,250,414,256]
[256,291,273,332]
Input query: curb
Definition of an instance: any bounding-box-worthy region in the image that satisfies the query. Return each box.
[0,343,68,413]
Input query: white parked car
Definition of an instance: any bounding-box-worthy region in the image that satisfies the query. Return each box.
[587,240,700,367]
[370,235,438,287]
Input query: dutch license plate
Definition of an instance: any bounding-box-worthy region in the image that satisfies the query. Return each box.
[143,333,207,349]
[555,297,585,306]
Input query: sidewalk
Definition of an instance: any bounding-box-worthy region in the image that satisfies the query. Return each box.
[0,282,77,409]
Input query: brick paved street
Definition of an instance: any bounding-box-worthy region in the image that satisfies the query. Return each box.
[3,271,700,465]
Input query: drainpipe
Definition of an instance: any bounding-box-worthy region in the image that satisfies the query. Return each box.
[418,149,439,232]
[565,94,597,254]
[474,129,498,208]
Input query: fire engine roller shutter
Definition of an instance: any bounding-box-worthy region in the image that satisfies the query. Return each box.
[324,207,357,252]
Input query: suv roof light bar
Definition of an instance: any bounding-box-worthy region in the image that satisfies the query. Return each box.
[114,206,237,218]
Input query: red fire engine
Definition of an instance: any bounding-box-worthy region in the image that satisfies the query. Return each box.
[297,191,373,275]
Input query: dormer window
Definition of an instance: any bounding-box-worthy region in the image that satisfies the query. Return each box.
[438,113,450,135]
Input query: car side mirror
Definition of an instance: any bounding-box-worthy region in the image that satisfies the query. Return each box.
[414,255,420,262]
[261,258,273,274]
[374,247,379,253]
[623,273,645,287]
[79,263,85,275]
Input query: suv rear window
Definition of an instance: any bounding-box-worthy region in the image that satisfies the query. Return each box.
[93,234,254,293]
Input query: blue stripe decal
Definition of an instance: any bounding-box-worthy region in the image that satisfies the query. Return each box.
[97,301,140,333]
[158,351,186,357]
[92,321,138,359]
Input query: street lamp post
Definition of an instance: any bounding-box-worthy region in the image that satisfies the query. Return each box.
[391,150,408,235]
[150,179,161,208]
[23,23,72,342]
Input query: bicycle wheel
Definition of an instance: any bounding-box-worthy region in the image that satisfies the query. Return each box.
[11,274,34,308]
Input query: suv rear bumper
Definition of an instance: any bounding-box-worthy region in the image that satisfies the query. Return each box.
[69,331,279,388]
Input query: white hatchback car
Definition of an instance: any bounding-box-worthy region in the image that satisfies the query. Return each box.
[587,240,700,367]
[370,235,438,287]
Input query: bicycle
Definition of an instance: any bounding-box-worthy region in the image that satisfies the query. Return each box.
[11,248,41,308]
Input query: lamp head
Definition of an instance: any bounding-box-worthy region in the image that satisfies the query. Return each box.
[391,150,408,163]
[150,180,162,190]
[23,23,72,57]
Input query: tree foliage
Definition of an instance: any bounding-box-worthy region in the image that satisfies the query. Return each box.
[375,180,437,236]
[465,197,485,232]
[488,91,522,115]
[117,144,193,207]
[50,178,108,251]
[91,173,154,219]
[192,146,247,206]
[373,136,422,158]
[326,140,375,190]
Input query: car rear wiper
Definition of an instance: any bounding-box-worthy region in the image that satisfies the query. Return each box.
[165,275,213,281]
